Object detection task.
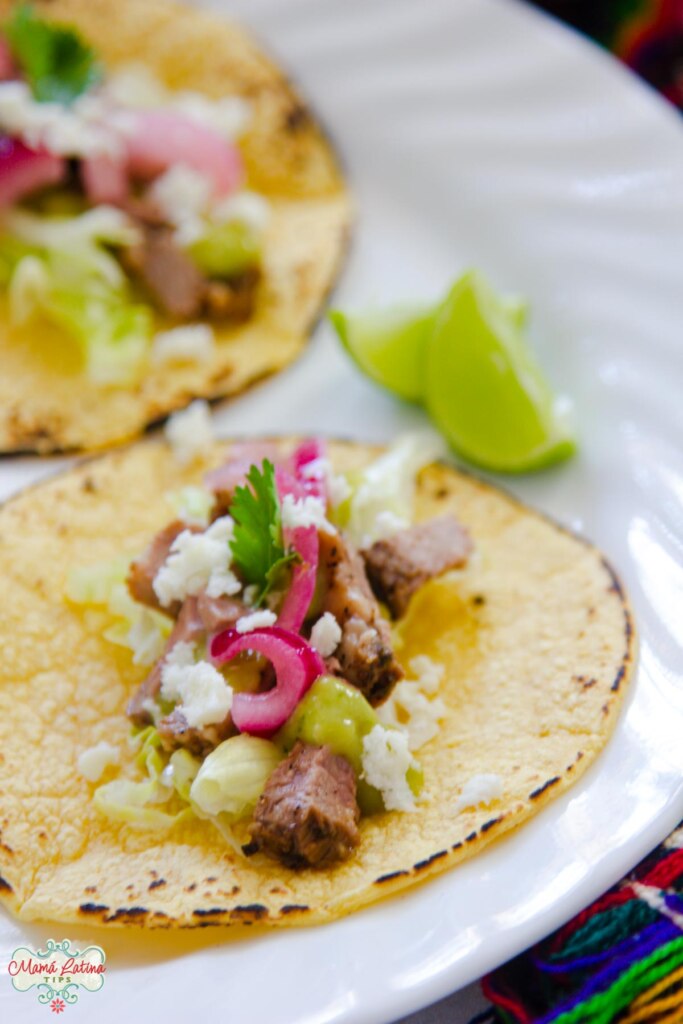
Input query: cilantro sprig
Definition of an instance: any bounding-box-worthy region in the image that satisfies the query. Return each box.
[228,460,296,606]
[6,3,102,105]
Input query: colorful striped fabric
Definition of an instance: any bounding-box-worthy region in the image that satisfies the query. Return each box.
[479,823,683,1022]
[532,0,683,110]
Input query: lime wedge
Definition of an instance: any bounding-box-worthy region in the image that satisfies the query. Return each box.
[424,271,576,473]
[329,306,434,402]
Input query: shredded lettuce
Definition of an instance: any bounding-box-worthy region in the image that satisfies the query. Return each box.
[66,557,170,666]
[65,555,130,604]
[169,749,201,802]
[1,208,151,385]
[93,778,191,831]
[190,734,282,821]
[346,431,447,548]
[94,727,190,831]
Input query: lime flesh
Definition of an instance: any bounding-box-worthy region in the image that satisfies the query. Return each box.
[329,306,433,402]
[424,272,575,473]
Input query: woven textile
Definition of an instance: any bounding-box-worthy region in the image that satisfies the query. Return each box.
[480,823,683,1021]
[532,0,683,110]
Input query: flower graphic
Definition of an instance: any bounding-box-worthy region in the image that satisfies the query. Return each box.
[50,997,66,1014]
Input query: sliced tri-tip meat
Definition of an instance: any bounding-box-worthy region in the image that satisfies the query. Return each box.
[126,591,248,729]
[203,267,260,323]
[123,225,205,320]
[362,515,473,618]
[195,591,249,634]
[318,530,403,706]
[126,519,203,618]
[122,224,260,323]
[126,595,205,727]
[250,741,360,869]
[157,706,235,757]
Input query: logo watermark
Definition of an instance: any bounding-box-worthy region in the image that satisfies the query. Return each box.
[8,938,106,1012]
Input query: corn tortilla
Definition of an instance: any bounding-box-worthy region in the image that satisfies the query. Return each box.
[0,0,351,453]
[0,438,634,928]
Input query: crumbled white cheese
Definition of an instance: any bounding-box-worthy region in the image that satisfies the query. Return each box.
[348,431,446,548]
[77,741,120,782]
[149,165,213,244]
[453,774,503,815]
[152,323,215,366]
[377,656,446,750]
[372,510,410,543]
[160,642,233,728]
[235,609,277,633]
[153,516,240,607]
[105,65,251,140]
[0,81,123,157]
[377,684,446,751]
[213,190,270,233]
[204,567,242,600]
[125,610,168,666]
[281,494,335,534]
[361,726,417,812]
[164,399,215,466]
[299,457,351,510]
[310,612,342,657]
[408,655,445,696]
[328,472,352,508]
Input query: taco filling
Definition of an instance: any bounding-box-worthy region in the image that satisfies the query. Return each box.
[0,3,268,386]
[68,432,473,869]
[0,430,632,926]
[0,0,350,454]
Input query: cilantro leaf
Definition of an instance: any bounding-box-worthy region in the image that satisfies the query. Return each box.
[229,460,296,605]
[6,3,102,105]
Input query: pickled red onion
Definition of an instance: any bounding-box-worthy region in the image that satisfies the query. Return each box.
[276,524,318,634]
[275,461,320,634]
[0,137,65,207]
[290,438,327,499]
[210,626,325,737]
[126,110,243,197]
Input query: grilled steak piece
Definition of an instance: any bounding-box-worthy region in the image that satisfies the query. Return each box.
[251,742,360,868]
[127,519,202,618]
[362,515,473,618]
[125,226,205,319]
[319,530,403,705]
[157,707,235,756]
[126,596,205,726]
[126,590,248,730]
[196,591,248,634]
[203,267,260,323]
[123,224,260,323]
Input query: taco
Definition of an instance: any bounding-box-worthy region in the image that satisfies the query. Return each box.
[0,0,350,453]
[0,426,634,928]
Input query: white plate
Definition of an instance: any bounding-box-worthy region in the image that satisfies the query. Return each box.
[2,1,683,1021]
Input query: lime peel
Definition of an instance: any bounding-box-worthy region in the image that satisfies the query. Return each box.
[329,271,576,474]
